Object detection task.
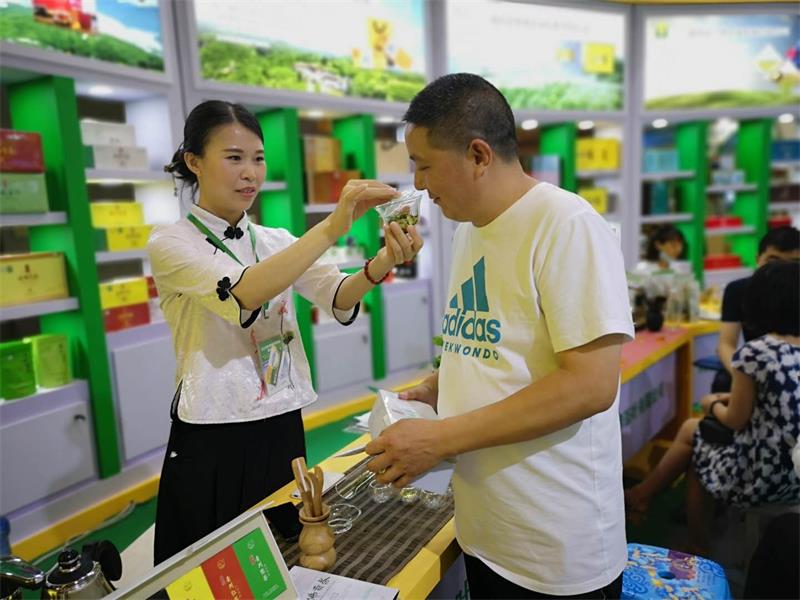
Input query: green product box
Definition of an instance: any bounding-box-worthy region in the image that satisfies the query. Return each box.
[23,333,71,389]
[0,340,36,400]
[649,182,670,214]
[232,529,288,600]
[0,172,49,214]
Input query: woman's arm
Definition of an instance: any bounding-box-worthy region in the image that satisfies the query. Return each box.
[712,369,755,431]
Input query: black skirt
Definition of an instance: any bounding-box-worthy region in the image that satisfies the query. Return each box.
[153,403,306,565]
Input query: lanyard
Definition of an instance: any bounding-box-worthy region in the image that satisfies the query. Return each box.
[187,213,269,313]
[187,213,259,265]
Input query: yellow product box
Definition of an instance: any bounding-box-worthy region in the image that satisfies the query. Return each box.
[103,225,154,251]
[579,187,609,214]
[595,139,620,170]
[303,135,341,173]
[0,252,69,307]
[576,139,598,171]
[99,277,149,310]
[576,139,621,171]
[91,202,144,228]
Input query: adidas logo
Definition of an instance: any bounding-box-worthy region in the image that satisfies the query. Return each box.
[442,257,502,345]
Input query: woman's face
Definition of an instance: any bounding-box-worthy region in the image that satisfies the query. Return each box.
[657,239,683,260]
[186,123,266,223]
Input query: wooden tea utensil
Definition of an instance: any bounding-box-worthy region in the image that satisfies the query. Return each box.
[291,457,314,516]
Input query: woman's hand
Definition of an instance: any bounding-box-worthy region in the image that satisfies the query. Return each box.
[700,392,730,415]
[327,180,398,240]
[367,222,424,280]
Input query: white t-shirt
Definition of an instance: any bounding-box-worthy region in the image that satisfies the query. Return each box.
[438,182,634,595]
[147,205,357,424]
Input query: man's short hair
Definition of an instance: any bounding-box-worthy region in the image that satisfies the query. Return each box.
[403,73,518,162]
[758,226,800,255]
[744,260,800,336]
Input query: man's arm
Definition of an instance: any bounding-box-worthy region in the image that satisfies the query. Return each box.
[717,321,741,374]
[366,333,626,487]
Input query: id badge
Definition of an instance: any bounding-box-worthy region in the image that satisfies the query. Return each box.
[257,335,291,396]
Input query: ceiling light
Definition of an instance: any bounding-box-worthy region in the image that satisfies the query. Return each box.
[520,119,539,131]
[778,113,796,124]
[652,118,669,129]
[88,85,113,97]
[306,110,325,119]
[377,115,395,124]
[577,120,594,131]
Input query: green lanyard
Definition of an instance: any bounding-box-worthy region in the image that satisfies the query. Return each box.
[187,213,259,264]
[187,213,269,312]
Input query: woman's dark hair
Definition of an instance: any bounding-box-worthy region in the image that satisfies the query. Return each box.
[165,100,264,189]
[645,225,686,261]
[744,260,800,336]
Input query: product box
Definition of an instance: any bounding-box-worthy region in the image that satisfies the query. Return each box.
[374,140,409,174]
[0,172,49,214]
[705,216,742,228]
[768,214,793,229]
[79,120,136,147]
[0,340,36,400]
[306,170,361,204]
[90,202,144,228]
[94,225,153,252]
[0,129,45,173]
[303,135,341,173]
[710,170,745,186]
[0,252,68,307]
[103,302,150,332]
[578,187,609,214]
[84,144,148,170]
[643,149,679,173]
[22,333,71,389]
[771,139,800,162]
[576,139,620,171]
[145,275,159,298]
[531,154,561,186]
[99,277,149,310]
[704,254,742,270]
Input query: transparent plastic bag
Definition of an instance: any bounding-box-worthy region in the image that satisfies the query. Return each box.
[374,190,422,231]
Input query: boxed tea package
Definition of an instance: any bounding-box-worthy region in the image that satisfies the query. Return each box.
[23,333,71,389]
[0,340,36,400]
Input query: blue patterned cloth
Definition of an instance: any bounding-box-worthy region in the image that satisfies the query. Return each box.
[623,543,731,599]
[693,335,800,508]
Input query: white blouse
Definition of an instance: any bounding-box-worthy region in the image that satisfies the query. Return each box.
[147,205,358,424]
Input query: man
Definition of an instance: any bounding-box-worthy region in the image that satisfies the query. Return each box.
[716,226,800,389]
[365,74,634,598]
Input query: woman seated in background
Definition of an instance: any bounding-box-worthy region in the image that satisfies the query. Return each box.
[625,260,800,556]
[635,224,689,273]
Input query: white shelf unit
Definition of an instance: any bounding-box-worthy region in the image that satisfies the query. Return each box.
[577,169,621,179]
[85,168,172,184]
[640,170,695,182]
[706,183,757,194]
[769,202,800,213]
[305,203,338,214]
[0,298,79,322]
[0,380,88,420]
[640,213,694,224]
[704,225,755,237]
[772,160,800,169]
[378,172,415,186]
[0,212,68,227]
[95,250,149,264]
[261,181,288,192]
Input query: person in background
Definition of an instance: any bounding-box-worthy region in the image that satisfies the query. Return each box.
[625,261,800,557]
[148,100,423,564]
[365,74,634,599]
[636,224,688,273]
[716,226,800,390]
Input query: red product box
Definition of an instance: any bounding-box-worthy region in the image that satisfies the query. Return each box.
[704,254,742,270]
[145,275,159,298]
[103,302,150,332]
[0,130,45,173]
[705,216,742,228]
[768,215,793,229]
[201,545,253,600]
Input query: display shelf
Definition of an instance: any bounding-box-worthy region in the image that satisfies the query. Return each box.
[0,212,68,227]
[85,168,171,185]
[305,203,338,214]
[95,250,149,264]
[577,169,621,179]
[106,320,171,350]
[706,183,757,194]
[261,181,288,192]
[704,225,755,237]
[0,298,79,322]
[771,160,800,170]
[640,170,696,182]
[0,380,89,425]
[770,179,797,187]
[378,172,414,186]
[768,202,800,213]
[640,213,694,224]
[704,267,753,279]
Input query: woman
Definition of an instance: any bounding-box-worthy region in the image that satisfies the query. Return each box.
[636,224,688,273]
[625,260,800,556]
[148,100,422,563]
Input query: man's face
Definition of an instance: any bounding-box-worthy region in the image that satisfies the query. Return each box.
[405,124,477,223]
[757,245,800,267]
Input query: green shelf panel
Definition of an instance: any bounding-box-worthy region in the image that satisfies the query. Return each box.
[675,122,708,283]
[541,123,577,193]
[8,76,121,477]
[333,115,385,380]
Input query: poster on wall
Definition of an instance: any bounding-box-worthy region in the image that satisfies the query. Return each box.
[194,0,427,102]
[644,14,800,110]
[0,0,164,71]
[446,0,625,111]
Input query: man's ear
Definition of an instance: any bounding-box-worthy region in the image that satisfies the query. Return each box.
[468,138,492,178]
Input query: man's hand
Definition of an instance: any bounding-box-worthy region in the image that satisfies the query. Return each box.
[365,419,447,488]
[397,377,438,411]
